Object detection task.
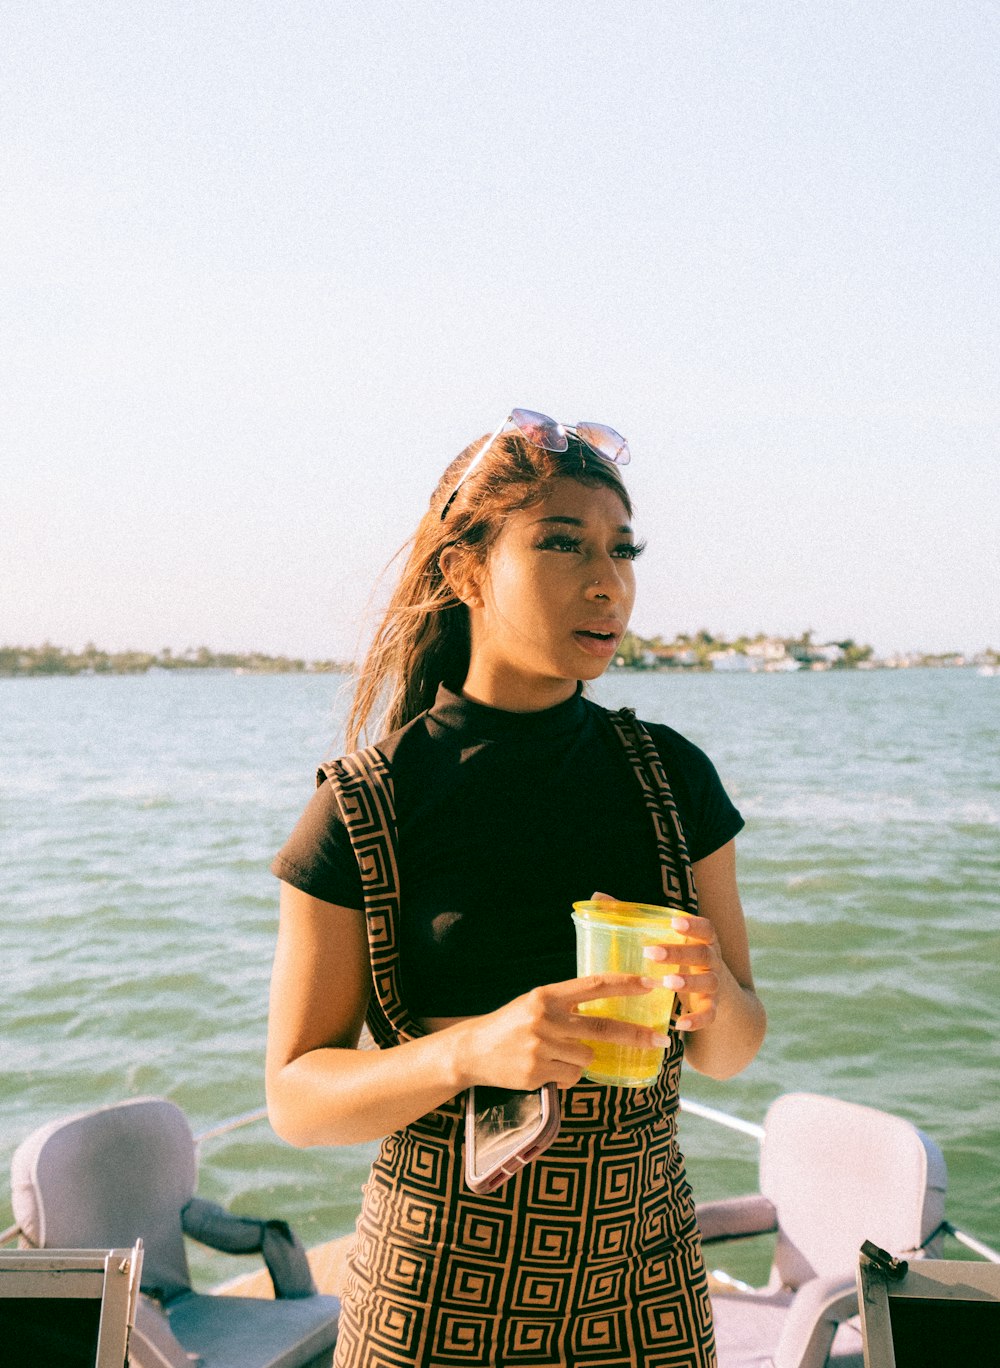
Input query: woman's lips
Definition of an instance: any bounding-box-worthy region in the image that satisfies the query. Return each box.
[573,628,620,658]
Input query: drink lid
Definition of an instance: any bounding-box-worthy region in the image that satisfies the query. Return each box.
[571,899,684,930]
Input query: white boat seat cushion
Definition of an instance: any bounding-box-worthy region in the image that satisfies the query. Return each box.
[711,1291,864,1368]
[759,1092,947,1288]
[11,1097,196,1300]
[10,1097,341,1368]
[695,1093,947,1368]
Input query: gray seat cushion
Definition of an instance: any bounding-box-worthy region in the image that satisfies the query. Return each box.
[165,1291,340,1368]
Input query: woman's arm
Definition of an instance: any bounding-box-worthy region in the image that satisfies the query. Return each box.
[645,839,766,1080]
[266,881,666,1147]
[266,882,465,1145]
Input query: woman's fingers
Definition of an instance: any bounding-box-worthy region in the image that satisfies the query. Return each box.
[566,1011,670,1049]
[643,941,713,966]
[674,968,721,1031]
[644,940,707,958]
[675,1002,718,1031]
[652,970,719,995]
[670,914,713,940]
[643,915,719,969]
[540,977,670,1050]
[546,974,655,1006]
[636,916,724,1033]
[470,971,676,1090]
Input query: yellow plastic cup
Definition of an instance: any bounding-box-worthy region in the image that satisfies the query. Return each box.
[571,900,686,1088]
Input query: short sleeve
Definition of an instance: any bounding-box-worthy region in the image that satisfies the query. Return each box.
[644,723,745,863]
[270,778,365,909]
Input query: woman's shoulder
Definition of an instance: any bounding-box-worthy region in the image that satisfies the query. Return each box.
[272,710,438,907]
[640,716,719,770]
[584,698,719,772]
[584,699,743,858]
[319,708,436,789]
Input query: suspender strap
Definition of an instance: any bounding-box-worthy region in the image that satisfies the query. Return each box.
[318,750,422,1047]
[605,707,699,916]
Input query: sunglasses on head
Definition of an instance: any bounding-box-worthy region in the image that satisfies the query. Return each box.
[439,408,631,521]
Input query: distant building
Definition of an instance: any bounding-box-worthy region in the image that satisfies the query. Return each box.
[646,647,699,668]
[744,637,789,663]
[708,649,753,672]
[709,639,802,672]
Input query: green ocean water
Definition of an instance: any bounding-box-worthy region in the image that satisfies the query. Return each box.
[2,668,997,1286]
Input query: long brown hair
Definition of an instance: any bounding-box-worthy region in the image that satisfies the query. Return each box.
[345,429,633,749]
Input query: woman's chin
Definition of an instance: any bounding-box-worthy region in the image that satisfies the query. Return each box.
[574,654,616,682]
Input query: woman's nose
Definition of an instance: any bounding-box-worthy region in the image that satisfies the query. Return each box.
[584,561,622,602]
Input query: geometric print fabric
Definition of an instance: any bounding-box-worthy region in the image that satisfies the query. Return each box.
[334,1057,717,1366]
[323,711,718,1366]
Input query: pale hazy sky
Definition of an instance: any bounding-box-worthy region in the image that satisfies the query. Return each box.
[3,1,997,659]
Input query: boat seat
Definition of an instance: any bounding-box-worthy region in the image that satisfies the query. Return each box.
[694,1092,947,1368]
[10,1096,340,1368]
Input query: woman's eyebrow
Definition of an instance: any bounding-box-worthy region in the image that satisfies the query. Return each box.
[532,515,634,535]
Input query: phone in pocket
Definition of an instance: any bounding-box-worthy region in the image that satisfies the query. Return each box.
[463,1082,560,1194]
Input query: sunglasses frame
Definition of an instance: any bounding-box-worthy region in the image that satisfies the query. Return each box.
[439,408,630,521]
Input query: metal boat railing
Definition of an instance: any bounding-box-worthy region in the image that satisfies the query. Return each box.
[4,1097,999,1262]
[193,1106,269,1146]
[943,1226,1000,1263]
[679,1096,765,1140]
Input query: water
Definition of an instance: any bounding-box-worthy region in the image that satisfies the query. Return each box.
[2,669,998,1286]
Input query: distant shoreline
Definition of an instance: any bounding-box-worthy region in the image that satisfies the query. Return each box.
[2,638,996,678]
[0,645,348,678]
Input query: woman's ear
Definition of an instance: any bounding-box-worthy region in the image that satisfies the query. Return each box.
[439,545,483,608]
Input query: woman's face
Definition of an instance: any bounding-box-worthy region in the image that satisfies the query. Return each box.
[460,477,640,708]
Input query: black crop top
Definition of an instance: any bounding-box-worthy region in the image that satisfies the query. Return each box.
[272,684,744,1016]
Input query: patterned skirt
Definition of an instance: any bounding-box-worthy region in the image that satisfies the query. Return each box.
[333,1035,716,1368]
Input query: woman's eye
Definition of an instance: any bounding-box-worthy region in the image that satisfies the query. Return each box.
[613,541,646,561]
[537,535,582,552]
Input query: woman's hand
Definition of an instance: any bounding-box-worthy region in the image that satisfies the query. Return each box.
[643,914,722,1032]
[587,890,723,1034]
[591,864,765,1080]
[451,975,661,1092]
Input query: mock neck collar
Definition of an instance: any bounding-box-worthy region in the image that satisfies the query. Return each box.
[428,681,586,742]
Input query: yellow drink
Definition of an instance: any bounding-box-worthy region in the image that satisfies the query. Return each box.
[572,901,684,1088]
[574,1016,672,1086]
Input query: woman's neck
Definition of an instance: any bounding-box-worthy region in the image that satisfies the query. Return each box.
[459,662,578,714]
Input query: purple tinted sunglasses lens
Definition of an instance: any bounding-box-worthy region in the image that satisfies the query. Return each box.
[510,408,569,453]
[574,422,631,467]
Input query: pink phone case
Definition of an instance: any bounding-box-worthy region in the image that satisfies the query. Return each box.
[464,1082,561,1194]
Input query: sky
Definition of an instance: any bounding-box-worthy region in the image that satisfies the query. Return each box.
[2,0,998,661]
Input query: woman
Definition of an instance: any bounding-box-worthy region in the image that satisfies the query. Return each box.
[267,410,766,1367]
